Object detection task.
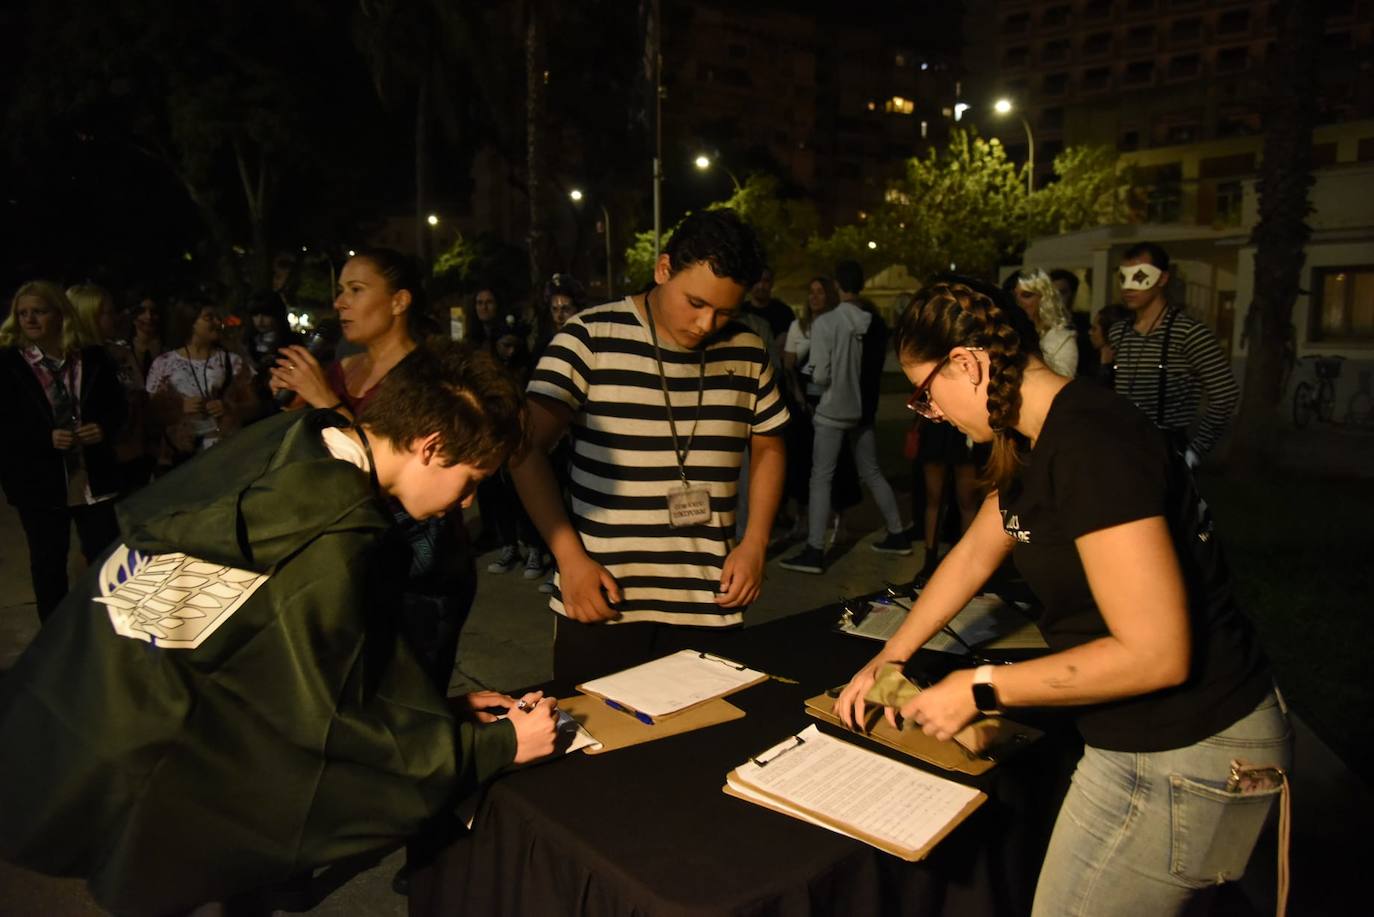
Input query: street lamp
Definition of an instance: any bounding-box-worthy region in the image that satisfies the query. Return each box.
[993,98,1035,193]
[426,213,439,227]
[569,188,614,299]
[693,152,742,193]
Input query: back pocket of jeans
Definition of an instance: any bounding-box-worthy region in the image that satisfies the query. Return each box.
[1169,775,1280,886]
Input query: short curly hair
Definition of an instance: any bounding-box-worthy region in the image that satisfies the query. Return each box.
[664,208,766,288]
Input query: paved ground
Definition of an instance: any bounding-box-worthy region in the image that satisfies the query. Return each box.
[1,393,1368,915]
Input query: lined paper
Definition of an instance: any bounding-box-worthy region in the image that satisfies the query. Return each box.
[729,725,981,853]
[580,649,765,718]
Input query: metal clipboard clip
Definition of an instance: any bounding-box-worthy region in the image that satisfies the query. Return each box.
[837,595,871,629]
[697,651,748,671]
[751,733,806,767]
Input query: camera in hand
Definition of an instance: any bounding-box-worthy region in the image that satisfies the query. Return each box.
[273,331,331,407]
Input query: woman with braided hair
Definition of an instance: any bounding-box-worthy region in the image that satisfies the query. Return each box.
[836,282,1288,915]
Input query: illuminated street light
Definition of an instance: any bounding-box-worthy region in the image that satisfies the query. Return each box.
[569,186,615,299]
[426,213,439,227]
[867,241,878,250]
[347,249,356,257]
[693,152,741,193]
[953,102,970,122]
[992,98,1035,193]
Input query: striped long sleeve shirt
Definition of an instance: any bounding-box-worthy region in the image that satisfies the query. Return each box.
[527,298,789,626]
[1109,309,1239,456]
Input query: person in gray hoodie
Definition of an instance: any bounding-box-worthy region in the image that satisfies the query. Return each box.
[781,261,909,573]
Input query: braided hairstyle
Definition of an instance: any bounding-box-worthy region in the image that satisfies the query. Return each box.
[894,281,1038,492]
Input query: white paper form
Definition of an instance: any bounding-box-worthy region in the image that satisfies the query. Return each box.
[729,725,982,853]
[579,649,765,718]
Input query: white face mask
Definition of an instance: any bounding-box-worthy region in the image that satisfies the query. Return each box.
[1118,263,1163,291]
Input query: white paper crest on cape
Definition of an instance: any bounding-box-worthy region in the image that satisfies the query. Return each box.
[94,544,268,649]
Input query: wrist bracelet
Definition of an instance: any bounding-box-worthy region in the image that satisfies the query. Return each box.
[323,401,344,412]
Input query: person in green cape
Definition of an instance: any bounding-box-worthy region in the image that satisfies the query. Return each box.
[0,342,560,915]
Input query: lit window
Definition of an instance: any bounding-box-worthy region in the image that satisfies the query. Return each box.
[1312,266,1374,342]
[884,96,915,115]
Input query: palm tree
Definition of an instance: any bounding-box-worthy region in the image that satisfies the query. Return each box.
[1231,0,1322,471]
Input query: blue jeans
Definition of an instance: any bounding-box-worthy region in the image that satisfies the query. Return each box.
[807,423,904,548]
[1032,690,1291,917]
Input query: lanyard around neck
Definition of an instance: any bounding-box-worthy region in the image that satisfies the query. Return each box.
[352,422,382,495]
[643,288,706,485]
[182,347,222,401]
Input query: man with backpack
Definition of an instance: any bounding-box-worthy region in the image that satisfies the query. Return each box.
[781,261,908,574]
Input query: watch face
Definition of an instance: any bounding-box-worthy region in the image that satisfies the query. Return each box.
[972,681,999,713]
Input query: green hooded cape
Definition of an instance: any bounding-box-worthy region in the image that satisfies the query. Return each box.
[0,410,514,915]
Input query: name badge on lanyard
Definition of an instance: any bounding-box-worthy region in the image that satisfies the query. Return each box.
[667,483,712,527]
[643,289,712,531]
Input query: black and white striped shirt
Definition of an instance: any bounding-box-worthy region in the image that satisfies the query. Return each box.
[528,298,789,626]
[1109,308,1239,456]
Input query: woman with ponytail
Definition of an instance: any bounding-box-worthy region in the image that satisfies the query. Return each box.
[836,282,1288,915]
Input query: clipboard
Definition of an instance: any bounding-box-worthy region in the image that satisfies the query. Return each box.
[575,649,768,721]
[723,726,987,862]
[804,691,1042,776]
[559,693,745,755]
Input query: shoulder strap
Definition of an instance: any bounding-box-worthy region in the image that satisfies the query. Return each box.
[1154,309,1179,427]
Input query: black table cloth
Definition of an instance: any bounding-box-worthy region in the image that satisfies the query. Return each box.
[409,604,1079,917]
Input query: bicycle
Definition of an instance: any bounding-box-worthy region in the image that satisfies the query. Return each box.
[1292,355,1345,429]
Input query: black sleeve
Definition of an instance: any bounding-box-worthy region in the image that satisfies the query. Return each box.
[85,348,129,440]
[1050,419,1169,539]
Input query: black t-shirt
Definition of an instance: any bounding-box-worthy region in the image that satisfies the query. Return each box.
[1000,380,1269,752]
[745,298,796,341]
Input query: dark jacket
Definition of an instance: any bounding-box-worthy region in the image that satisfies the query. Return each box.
[0,345,127,506]
[0,410,515,915]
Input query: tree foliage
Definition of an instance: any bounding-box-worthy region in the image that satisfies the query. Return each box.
[1025,145,1139,238]
[8,0,364,297]
[622,173,821,289]
[431,231,529,300]
[807,129,1140,282]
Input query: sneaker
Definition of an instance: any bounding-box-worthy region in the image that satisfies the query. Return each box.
[538,574,556,595]
[779,545,826,574]
[522,549,549,579]
[871,531,913,555]
[486,544,520,574]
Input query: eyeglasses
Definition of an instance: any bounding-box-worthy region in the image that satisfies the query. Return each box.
[906,347,984,420]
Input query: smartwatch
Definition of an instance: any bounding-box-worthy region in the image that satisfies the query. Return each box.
[971,664,1001,715]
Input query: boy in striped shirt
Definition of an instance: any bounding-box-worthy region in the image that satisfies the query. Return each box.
[510,210,789,683]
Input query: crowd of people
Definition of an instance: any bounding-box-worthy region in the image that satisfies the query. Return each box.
[0,211,1278,916]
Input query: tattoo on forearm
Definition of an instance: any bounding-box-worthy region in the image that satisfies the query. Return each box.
[1044,665,1078,690]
